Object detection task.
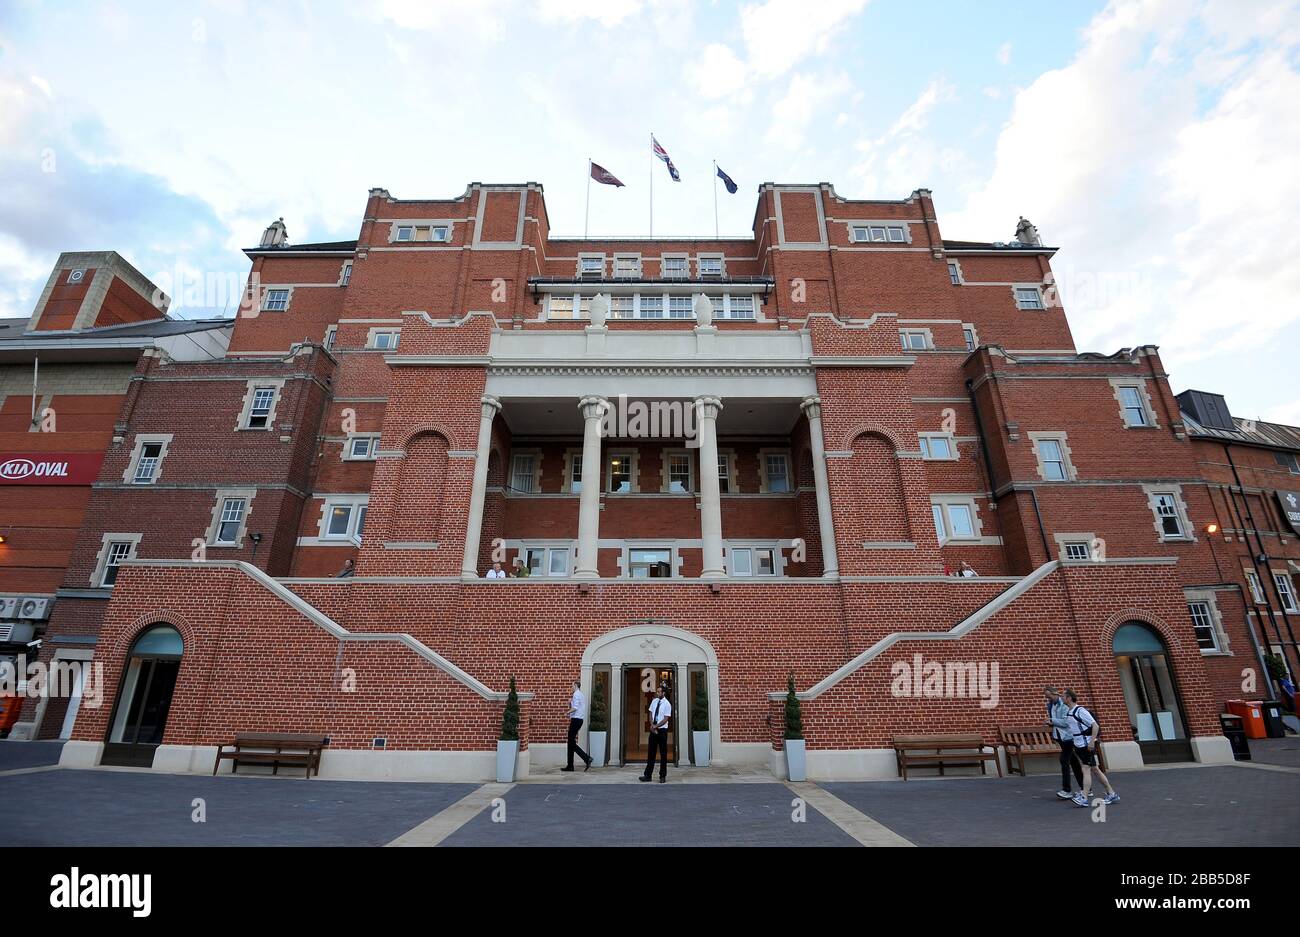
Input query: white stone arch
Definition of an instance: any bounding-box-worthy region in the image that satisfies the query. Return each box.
[580,624,720,768]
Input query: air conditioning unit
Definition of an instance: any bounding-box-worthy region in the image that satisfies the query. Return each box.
[0,624,12,641]
[0,598,18,619]
[18,598,51,620]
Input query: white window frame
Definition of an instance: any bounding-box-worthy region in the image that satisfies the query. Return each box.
[343,434,381,461]
[368,328,400,350]
[918,433,957,462]
[207,491,254,547]
[261,287,292,312]
[931,497,981,543]
[606,450,637,494]
[236,379,285,432]
[324,325,338,351]
[1185,588,1228,653]
[948,260,964,285]
[321,500,368,543]
[850,223,909,244]
[726,542,783,577]
[509,452,541,494]
[716,449,737,494]
[1014,285,1045,310]
[1143,485,1195,542]
[1029,431,1078,482]
[546,295,578,320]
[962,324,978,352]
[899,329,931,351]
[1246,570,1265,603]
[1064,541,1091,561]
[1274,572,1298,612]
[339,261,353,287]
[613,254,642,278]
[389,222,453,243]
[1110,379,1158,428]
[564,449,583,494]
[520,544,574,578]
[663,449,695,494]
[122,433,173,484]
[758,449,793,493]
[578,253,606,278]
[696,254,725,278]
[660,254,689,279]
[719,294,757,321]
[92,533,142,589]
[625,545,676,579]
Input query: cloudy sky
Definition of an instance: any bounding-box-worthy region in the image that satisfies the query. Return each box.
[1,0,1298,422]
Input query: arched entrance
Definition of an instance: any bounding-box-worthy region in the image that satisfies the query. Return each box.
[102,625,184,768]
[581,625,719,768]
[1112,621,1193,763]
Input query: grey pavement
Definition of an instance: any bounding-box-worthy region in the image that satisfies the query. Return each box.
[0,740,65,772]
[0,768,473,846]
[823,763,1300,847]
[1248,737,1300,768]
[439,781,859,846]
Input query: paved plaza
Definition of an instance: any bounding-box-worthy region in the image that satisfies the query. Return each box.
[2,740,1297,847]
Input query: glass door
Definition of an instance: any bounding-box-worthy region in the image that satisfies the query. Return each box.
[1113,622,1193,764]
[102,625,184,768]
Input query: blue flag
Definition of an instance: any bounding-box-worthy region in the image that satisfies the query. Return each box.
[716,165,738,194]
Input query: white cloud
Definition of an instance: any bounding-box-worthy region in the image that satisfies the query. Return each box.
[536,0,644,27]
[767,71,852,149]
[997,41,1012,65]
[945,0,1300,420]
[686,43,749,100]
[741,0,869,78]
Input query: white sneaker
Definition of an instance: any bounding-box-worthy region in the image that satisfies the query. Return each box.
[1056,790,1073,800]
[1071,792,1089,807]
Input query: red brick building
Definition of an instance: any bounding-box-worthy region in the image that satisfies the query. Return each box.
[28,184,1298,779]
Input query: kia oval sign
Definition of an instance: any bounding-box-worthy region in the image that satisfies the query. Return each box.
[0,453,104,485]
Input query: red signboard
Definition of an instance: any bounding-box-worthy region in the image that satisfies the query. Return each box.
[0,453,105,485]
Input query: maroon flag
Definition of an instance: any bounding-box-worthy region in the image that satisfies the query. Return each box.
[590,162,625,187]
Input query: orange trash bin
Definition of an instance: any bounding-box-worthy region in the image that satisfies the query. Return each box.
[1225,700,1268,739]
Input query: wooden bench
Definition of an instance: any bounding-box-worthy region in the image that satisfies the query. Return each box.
[999,724,1106,776]
[213,733,328,778]
[893,734,1003,780]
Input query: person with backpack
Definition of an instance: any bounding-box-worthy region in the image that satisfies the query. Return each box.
[1045,685,1084,800]
[1064,689,1119,806]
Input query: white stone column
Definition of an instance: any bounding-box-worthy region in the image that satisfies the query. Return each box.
[695,395,726,578]
[801,395,840,578]
[574,395,609,578]
[460,394,501,579]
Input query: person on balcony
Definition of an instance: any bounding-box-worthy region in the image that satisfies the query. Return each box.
[485,562,506,579]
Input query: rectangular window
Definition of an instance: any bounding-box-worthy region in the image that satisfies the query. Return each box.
[510,454,537,493]
[371,331,399,350]
[668,453,692,493]
[1036,439,1067,481]
[355,505,366,542]
[523,547,570,577]
[341,263,352,286]
[852,224,906,243]
[216,498,246,544]
[569,454,582,493]
[900,330,928,351]
[662,256,687,278]
[326,505,354,538]
[1153,493,1185,538]
[765,453,790,492]
[725,295,755,319]
[755,547,776,575]
[263,289,289,312]
[102,541,133,587]
[919,436,953,460]
[698,256,723,277]
[948,262,962,285]
[247,387,276,429]
[717,454,731,494]
[396,226,414,241]
[580,256,604,277]
[933,502,976,542]
[608,454,632,493]
[1247,571,1264,603]
[1275,452,1300,474]
[668,295,694,319]
[548,547,568,576]
[1064,541,1091,561]
[324,326,337,350]
[1188,602,1219,650]
[629,548,672,578]
[731,548,752,576]
[133,443,163,483]
[1275,574,1298,612]
[548,296,576,319]
[1015,286,1044,310]
[963,327,976,351]
[638,295,664,319]
[349,437,376,459]
[609,295,634,319]
[1118,386,1149,426]
[614,256,640,277]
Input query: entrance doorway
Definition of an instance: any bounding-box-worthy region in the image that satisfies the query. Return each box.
[621,665,677,766]
[1112,621,1193,763]
[102,625,184,768]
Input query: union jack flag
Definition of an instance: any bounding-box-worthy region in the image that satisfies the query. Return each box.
[651,135,681,182]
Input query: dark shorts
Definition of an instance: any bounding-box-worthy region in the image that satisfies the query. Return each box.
[1074,745,1097,767]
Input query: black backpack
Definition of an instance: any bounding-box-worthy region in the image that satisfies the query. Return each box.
[1068,706,1096,740]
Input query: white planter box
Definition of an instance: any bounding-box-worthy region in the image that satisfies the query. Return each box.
[588,731,607,768]
[496,740,519,782]
[693,731,711,767]
[784,739,806,781]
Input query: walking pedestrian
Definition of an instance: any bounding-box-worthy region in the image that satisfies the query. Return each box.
[561,679,592,772]
[1045,684,1084,799]
[1064,690,1120,806]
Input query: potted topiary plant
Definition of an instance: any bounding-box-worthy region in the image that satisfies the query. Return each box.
[588,675,608,768]
[691,681,711,767]
[783,673,806,781]
[496,676,520,782]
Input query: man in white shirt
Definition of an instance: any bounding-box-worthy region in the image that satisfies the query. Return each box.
[562,679,592,772]
[639,684,672,783]
[485,562,506,579]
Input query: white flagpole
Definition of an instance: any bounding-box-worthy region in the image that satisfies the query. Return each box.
[649,132,654,238]
[713,160,719,239]
[585,158,592,239]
